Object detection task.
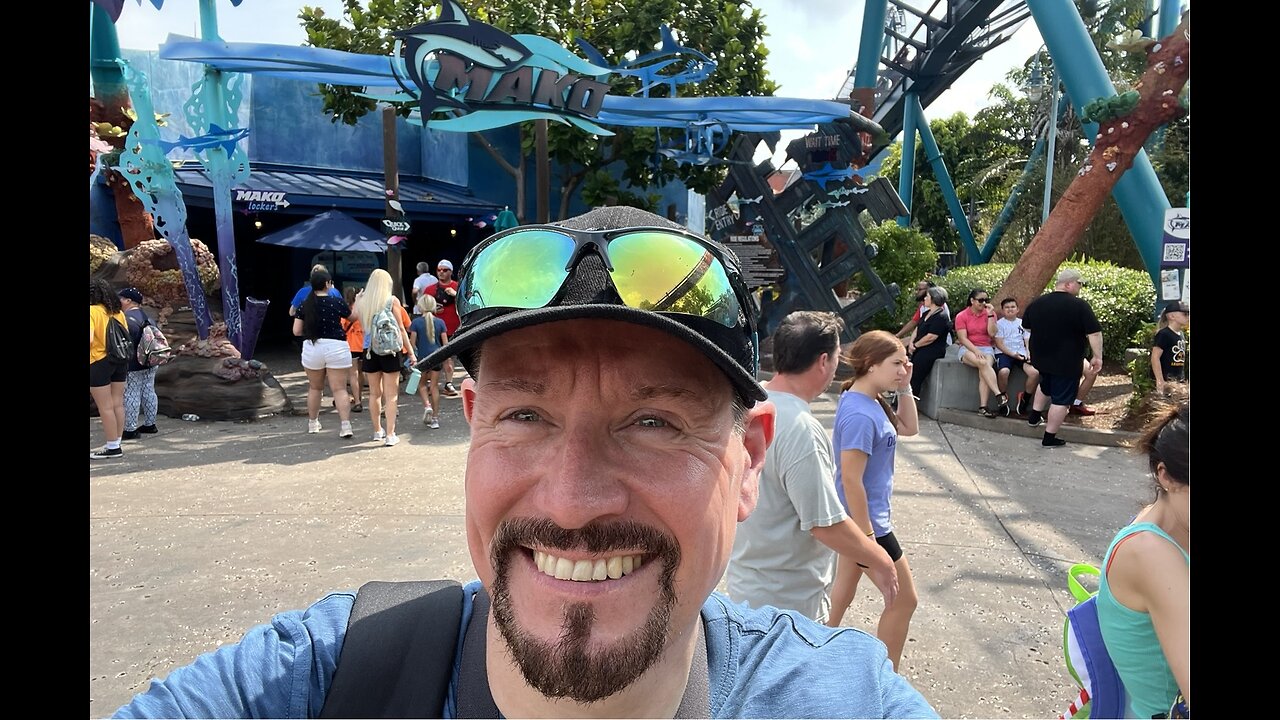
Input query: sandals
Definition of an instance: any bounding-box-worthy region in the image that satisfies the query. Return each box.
[352,403,364,413]
[978,407,998,418]
[994,393,1011,417]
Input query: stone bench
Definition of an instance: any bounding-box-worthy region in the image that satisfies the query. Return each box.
[918,345,1031,419]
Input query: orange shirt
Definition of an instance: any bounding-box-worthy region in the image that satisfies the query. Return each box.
[342,316,364,353]
[394,303,412,355]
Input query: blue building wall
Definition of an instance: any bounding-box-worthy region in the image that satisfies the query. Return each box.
[110,49,469,184]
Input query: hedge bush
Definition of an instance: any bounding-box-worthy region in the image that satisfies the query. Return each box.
[933,260,1156,362]
[856,221,939,332]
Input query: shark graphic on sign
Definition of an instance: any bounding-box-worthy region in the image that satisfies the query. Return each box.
[394,1,532,120]
[388,0,613,133]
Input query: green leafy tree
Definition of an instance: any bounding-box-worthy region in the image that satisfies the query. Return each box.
[300,0,777,219]
[854,221,938,332]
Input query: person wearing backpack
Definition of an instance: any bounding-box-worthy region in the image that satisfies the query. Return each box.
[90,278,129,460]
[118,288,160,441]
[1096,400,1190,717]
[354,269,416,447]
[409,294,449,429]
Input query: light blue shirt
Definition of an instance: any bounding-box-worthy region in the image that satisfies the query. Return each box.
[115,581,936,718]
[833,390,899,537]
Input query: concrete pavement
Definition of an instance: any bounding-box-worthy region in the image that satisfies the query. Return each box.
[89,352,1150,718]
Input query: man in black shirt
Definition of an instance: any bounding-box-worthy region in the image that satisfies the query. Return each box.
[1020,269,1103,447]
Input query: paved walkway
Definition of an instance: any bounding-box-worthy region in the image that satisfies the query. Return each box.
[90,351,1150,718]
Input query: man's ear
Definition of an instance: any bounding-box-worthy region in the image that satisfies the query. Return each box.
[737,401,775,521]
[461,377,477,425]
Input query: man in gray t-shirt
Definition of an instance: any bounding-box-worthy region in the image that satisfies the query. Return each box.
[728,312,898,621]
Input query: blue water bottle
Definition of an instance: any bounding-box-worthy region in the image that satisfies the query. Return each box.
[405,367,422,394]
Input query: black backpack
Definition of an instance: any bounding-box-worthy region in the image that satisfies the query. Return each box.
[320,581,710,718]
[105,317,135,364]
[320,581,465,718]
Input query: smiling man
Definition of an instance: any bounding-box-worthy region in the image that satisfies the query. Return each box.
[113,207,935,719]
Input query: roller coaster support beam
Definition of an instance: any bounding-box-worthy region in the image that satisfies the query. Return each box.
[855,0,890,90]
[1158,0,1181,38]
[897,91,918,228]
[912,95,979,263]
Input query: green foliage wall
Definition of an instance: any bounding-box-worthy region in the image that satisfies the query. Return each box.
[935,260,1155,361]
[855,221,938,332]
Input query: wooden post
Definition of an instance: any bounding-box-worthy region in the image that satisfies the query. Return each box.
[535,119,550,223]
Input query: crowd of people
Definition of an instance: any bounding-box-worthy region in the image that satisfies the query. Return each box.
[97,208,1187,718]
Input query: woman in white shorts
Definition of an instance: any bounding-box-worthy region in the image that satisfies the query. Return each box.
[954,288,1004,418]
[292,268,354,438]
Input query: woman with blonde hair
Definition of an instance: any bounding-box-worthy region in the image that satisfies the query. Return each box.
[409,293,449,429]
[826,330,920,672]
[353,269,415,446]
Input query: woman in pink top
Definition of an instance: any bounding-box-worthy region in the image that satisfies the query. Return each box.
[954,288,1003,418]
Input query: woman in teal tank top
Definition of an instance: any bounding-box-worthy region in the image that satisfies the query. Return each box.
[1097,400,1189,717]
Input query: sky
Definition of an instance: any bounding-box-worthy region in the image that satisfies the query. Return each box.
[108,0,1047,164]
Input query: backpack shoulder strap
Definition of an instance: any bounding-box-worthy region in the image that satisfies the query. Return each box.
[320,580,464,719]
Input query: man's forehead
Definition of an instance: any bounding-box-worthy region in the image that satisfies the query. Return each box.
[476,321,733,394]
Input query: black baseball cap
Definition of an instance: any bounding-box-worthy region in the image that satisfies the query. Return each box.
[1162,301,1189,316]
[418,207,766,405]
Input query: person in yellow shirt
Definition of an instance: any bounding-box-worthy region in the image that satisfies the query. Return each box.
[90,278,129,459]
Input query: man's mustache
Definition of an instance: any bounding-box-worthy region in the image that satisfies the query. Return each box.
[491,517,681,569]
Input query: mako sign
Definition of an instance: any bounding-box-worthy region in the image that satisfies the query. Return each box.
[392,1,614,134]
[234,189,289,211]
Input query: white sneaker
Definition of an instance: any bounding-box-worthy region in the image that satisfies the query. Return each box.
[384,433,399,447]
[372,430,386,441]
[428,417,440,430]
[339,421,354,439]
[422,406,433,425]
[307,419,322,434]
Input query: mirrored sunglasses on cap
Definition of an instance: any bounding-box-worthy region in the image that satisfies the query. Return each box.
[457,224,754,334]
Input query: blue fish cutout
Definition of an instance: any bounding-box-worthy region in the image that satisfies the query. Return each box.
[151,123,250,155]
[393,0,532,119]
[802,162,856,190]
[577,24,716,97]
[738,194,764,205]
[818,200,851,209]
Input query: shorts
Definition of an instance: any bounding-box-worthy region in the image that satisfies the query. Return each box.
[89,358,127,387]
[875,531,904,563]
[858,531,905,566]
[362,351,402,374]
[351,351,363,361]
[957,345,995,362]
[1038,371,1081,407]
[301,339,353,370]
[996,354,1027,371]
